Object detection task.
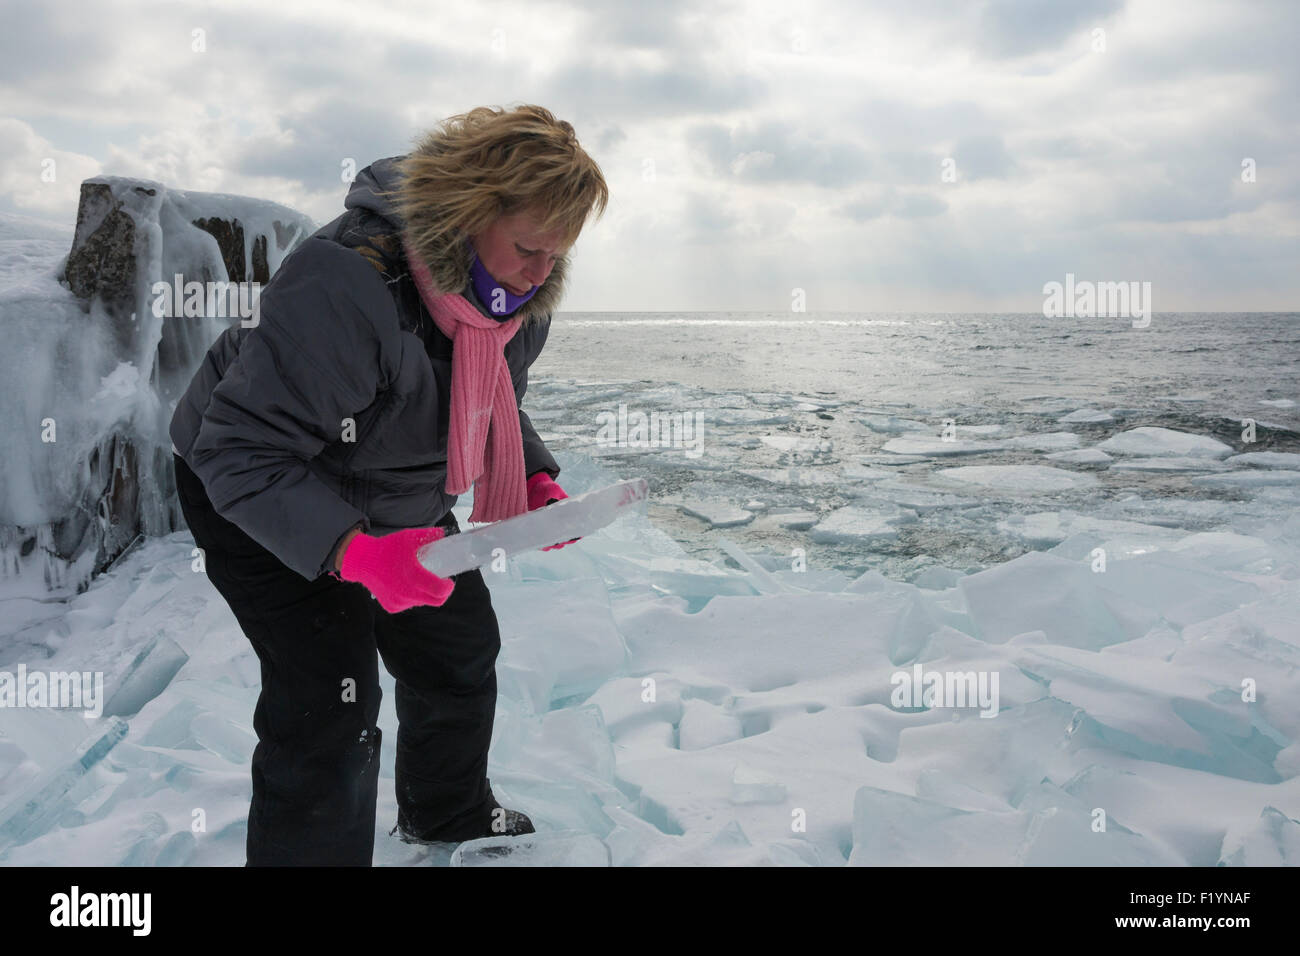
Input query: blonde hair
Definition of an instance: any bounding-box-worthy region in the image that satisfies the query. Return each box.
[392,104,608,260]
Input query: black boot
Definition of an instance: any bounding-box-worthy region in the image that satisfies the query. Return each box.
[392,780,534,845]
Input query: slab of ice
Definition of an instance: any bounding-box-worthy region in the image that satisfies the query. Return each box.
[858,414,931,435]
[881,436,1009,456]
[672,499,754,528]
[996,511,1187,550]
[730,760,787,804]
[1110,456,1229,473]
[775,511,818,530]
[858,453,931,466]
[1226,452,1300,469]
[1003,432,1082,451]
[1046,448,1113,465]
[1191,470,1300,489]
[960,552,1137,648]
[449,831,612,866]
[1218,807,1300,865]
[840,463,898,482]
[848,781,1179,866]
[102,634,189,718]
[492,578,628,710]
[853,482,981,512]
[935,465,1099,492]
[909,566,965,590]
[759,435,831,454]
[708,408,792,426]
[1097,427,1235,459]
[737,467,841,487]
[679,699,744,750]
[1166,532,1274,570]
[1058,408,1114,423]
[1090,551,1261,631]
[419,478,649,576]
[810,506,917,544]
[0,718,129,847]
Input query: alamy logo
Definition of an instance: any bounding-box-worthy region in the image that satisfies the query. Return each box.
[0,666,104,718]
[1042,272,1152,328]
[595,403,705,459]
[890,664,1000,718]
[49,886,151,936]
[151,274,262,327]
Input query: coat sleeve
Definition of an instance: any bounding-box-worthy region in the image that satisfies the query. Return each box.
[187,238,400,580]
[513,315,560,481]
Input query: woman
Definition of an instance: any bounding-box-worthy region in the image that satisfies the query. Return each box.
[169,104,608,866]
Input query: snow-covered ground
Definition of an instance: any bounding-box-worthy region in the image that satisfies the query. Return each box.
[2,446,1298,866]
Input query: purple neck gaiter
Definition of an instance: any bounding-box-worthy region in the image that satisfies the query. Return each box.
[466,238,538,316]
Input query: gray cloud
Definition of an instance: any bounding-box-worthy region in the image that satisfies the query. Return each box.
[1,0,1295,310]
[975,0,1125,58]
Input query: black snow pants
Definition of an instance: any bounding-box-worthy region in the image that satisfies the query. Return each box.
[173,453,502,866]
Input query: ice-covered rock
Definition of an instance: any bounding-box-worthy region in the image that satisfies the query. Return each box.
[0,185,314,597]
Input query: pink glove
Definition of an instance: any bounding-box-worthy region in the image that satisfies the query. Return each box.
[337,526,456,613]
[527,472,580,551]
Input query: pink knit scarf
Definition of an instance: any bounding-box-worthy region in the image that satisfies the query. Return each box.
[402,234,528,523]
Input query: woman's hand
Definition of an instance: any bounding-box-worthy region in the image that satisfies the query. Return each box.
[335,526,456,613]
[527,472,581,550]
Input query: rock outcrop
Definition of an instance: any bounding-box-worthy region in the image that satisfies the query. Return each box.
[0,178,316,596]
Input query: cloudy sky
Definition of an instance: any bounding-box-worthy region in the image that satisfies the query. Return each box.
[3,0,1297,311]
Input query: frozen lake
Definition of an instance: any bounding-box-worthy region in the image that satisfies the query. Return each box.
[2,221,1298,865]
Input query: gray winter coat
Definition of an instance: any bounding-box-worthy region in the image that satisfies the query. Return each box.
[169,156,567,580]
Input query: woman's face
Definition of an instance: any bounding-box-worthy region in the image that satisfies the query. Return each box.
[468,209,568,295]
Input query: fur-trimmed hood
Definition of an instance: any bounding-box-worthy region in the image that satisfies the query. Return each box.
[343,155,568,328]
